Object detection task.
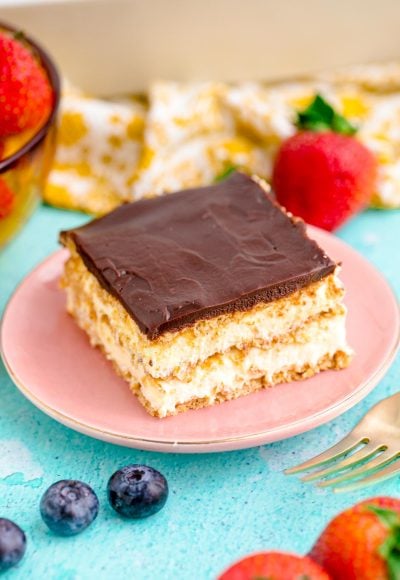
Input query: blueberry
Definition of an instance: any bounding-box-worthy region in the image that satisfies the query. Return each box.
[107,465,168,519]
[40,480,99,536]
[0,518,26,572]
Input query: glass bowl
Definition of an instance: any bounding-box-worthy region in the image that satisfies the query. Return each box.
[0,22,60,249]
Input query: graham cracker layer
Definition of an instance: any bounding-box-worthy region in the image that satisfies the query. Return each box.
[135,351,349,418]
[134,310,352,417]
[82,310,351,418]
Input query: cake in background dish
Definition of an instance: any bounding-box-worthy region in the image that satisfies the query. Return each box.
[60,172,352,418]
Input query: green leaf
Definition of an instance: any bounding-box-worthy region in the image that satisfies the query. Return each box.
[296,94,357,136]
[367,505,400,580]
[387,549,400,580]
[379,529,400,580]
[214,165,237,182]
[368,505,400,530]
[13,30,26,42]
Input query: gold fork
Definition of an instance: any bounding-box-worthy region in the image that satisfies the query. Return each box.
[285,392,400,492]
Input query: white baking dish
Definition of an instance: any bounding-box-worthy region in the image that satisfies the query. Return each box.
[1,0,400,95]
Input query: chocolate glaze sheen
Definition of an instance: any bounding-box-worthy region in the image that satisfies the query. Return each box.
[61,172,336,339]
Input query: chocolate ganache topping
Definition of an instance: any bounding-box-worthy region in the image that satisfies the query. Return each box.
[61,172,336,339]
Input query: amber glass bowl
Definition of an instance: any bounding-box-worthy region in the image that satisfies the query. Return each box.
[0,22,60,249]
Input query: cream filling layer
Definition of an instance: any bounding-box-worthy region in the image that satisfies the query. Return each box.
[138,310,352,417]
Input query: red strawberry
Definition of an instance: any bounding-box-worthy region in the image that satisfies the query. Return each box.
[272,95,377,231]
[309,497,400,579]
[218,551,331,580]
[0,178,14,218]
[0,31,53,137]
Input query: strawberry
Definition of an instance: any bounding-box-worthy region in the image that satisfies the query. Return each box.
[0,31,53,137]
[309,497,400,580]
[0,178,14,219]
[272,95,377,231]
[218,551,331,580]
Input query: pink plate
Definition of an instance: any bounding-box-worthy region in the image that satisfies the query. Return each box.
[1,227,399,453]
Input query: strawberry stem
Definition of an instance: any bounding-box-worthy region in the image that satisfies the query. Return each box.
[368,505,400,580]
[12,30,26,42]
[214,165,238,182]
[296,94,357,136]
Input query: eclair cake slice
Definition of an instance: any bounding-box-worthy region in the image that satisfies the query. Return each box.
[60,172,352,417]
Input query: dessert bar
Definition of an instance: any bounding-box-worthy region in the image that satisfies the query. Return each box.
[60,172,352,417]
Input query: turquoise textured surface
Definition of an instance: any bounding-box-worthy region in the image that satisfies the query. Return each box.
[0,204,399,580]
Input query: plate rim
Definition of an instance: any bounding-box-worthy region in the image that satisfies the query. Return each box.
[1,229,400,453]
[1,340,399,452]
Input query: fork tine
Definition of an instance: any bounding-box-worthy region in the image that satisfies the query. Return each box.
[317,450,395,488]
[333,456,400,493]
[301,444,383,482]
[285,435,367,475]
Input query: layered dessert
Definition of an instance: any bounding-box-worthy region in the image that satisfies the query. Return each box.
[60,172,352,417]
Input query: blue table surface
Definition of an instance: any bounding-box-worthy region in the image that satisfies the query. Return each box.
[0,204,399,580]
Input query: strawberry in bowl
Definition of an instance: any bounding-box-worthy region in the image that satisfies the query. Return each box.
[0,23,59,248]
